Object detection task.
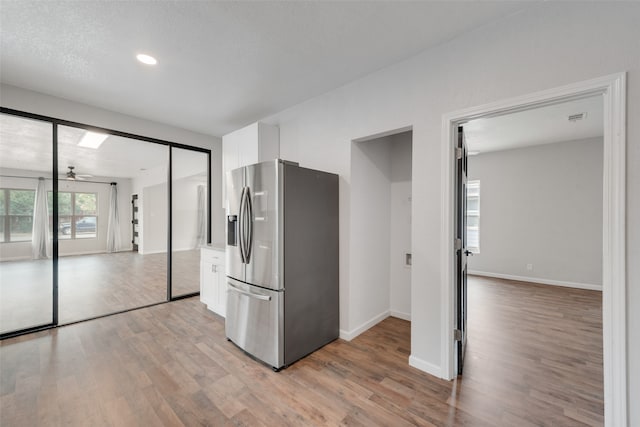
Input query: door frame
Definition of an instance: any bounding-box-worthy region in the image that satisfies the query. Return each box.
[455,126,469,375]
[440,72,626,426]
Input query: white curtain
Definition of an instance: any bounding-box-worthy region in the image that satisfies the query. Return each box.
[31,177,50,259]
[106,183,121,253]
[196,184,207,247]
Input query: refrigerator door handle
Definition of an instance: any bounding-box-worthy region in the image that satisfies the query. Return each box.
[227,282,271,301]
[245,187,253,263]
[238,187,247,264]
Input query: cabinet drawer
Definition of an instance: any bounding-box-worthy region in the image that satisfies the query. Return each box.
[201,248,225,265]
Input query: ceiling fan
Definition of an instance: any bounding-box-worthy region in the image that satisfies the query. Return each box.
[66,166,93,181]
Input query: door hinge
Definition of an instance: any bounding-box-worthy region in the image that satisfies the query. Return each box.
[456,147,463,160]
[455,238,462,250]
[454,329,462,341]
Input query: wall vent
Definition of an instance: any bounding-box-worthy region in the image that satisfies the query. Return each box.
[568,112,587,122]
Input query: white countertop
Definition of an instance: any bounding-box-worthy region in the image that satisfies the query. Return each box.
[200,244,226,252]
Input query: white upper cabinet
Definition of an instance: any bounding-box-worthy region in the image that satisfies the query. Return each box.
[222,122,279,208]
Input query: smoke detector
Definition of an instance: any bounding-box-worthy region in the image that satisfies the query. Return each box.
[568,112,587,122]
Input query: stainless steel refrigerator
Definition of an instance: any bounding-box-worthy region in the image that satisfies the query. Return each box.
[225,159,339,370]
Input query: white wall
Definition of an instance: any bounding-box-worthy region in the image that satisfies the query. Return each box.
[136,171,205,255]
[0,168,132,260]
[131,162,168,254]
[467,138,603,289]
[172,176,207,252]
[258,3,640,421]
[142,182,168,254]
[389,133,412,319]
[130,149,208,254]
[349,137,392,337]
[0,84,225,246]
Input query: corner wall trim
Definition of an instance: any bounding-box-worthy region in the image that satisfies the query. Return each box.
[389,310,411,321]
[468,271,602,291]
[339,310,390,341]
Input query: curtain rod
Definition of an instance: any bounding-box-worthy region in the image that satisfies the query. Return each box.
[0,174,116,185]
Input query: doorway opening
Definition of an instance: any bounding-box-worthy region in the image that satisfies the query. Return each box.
[348,127,412,339]
[441,73,626,426]
[458,95,605,424]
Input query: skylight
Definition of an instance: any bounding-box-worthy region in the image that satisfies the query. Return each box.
[78,131,108,149]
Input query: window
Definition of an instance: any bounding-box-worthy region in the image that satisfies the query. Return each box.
[48,192,98,239]
[0,189,36,242]
[466,180,480,254]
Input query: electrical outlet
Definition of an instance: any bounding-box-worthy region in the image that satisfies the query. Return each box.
[526,263,533,271]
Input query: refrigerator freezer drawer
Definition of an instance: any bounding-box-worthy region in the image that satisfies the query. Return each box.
[225,278,283,369]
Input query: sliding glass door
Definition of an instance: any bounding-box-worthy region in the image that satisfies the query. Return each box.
[0,113,54,334]
[171,147,210,298]
[56,126,170,323]
[0,108,211,338]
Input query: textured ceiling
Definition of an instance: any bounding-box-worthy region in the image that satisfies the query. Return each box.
[0,113,207,179]
[0,1,537,137]
[464,96,604,154]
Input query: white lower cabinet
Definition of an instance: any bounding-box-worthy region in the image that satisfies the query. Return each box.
[200,247,227,317]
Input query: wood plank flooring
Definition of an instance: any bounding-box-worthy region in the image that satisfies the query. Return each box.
[0,276,603,426]
[0,250,200,333]
[463,275,603,426]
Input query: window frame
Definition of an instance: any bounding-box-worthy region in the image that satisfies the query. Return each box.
[49,191,98,240]
[466,180,480,254]
[0,188,36,243]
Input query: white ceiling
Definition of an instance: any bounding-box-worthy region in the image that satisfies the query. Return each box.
[0,113,208,179]
[464,95,604,154]
[0,1,538,137]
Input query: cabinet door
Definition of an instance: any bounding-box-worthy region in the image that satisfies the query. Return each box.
[223,122,279,209]
[209,261,221,312]
[239,133,259,168]
[201,248,225,312]
[222,138,239,209]
[216,268,227,317]
[200,259,214,307]
[200,259,208,304]
[204,262,226,316]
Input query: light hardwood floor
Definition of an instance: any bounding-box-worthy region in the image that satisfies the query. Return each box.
[0,276,603,426]
[0,250,200,333]
[464,275,603,426]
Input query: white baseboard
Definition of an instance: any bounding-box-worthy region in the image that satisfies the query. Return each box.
[339,310,390,341]
[1,248,133,262]
[139,247,197,255]
[468,270,602,291]
[409,355,443,379]
[138,249,166,255]
[389,310,411,321]
[173,246,200,252]
[60,250,106,257]
[0,255,33,262]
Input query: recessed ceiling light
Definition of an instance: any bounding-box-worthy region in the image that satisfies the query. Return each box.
[136,53,157,65]
[78,131,108,149]
[468,151,480,156]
